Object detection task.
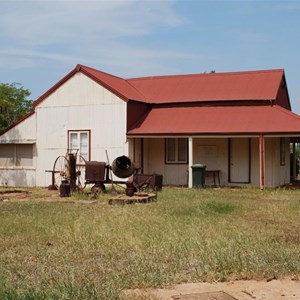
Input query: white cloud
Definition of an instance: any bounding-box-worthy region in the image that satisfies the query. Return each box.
[89,42,201,76]
[0,48,80,65]
[0,39,202,77]
[0,0,184,44]
[0,0,190,72]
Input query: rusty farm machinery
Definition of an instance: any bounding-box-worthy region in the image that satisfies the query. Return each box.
[48,150,162,198]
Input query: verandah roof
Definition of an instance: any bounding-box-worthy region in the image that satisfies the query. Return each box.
[127,105,300,136]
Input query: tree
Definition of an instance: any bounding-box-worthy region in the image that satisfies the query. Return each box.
[0,83,33,131]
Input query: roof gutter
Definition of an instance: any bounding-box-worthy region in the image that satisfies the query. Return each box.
[127,133,300,138]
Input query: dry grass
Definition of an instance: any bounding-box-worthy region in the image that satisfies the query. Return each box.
[0,187,299,299]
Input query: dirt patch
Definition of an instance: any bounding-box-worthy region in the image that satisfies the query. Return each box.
[172,291,237,299]
[0,188,97,204]
[0,189,30,201]
[123,278,300,300]
[108,193,157,205]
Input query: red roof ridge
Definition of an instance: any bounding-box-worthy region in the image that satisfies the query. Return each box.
[78,64,148,102]
[273,104,300,120]
[33,66,78,106]
[125,79,149,100]
[33,64,148,106]
[127,68,285,81]
[77,64,126,82]
[77,64,129,101]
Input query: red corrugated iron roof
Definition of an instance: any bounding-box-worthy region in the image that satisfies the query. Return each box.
[127,105,300,136]
[4,65,296,139]
[78,65,147,102]
[34,66,286,106]
[127,69,285,104]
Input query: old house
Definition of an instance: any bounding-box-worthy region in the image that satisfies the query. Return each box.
[1,64,300,189]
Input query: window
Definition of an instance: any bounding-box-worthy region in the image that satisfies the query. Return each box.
[0,144,33,167]
[165,138,188,164]
[280,137,285,166]
[68,130,90,162]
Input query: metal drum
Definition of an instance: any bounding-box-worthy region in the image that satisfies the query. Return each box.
[60,180,70,197]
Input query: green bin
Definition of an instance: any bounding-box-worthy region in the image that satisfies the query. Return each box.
[191,164,206,188]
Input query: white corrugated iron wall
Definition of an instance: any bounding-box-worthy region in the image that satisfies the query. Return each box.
[0,71,127,187]
[36,72,128,187]
[0,113,37,187]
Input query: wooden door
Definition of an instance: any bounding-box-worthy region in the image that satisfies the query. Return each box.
[229,138,251,183]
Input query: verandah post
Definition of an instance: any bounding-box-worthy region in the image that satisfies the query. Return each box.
[259,134,265,190]
[188,137,193,188]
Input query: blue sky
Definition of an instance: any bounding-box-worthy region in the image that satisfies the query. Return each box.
[1,0,300,112]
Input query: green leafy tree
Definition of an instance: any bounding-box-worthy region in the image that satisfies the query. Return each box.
[0,82,33,131]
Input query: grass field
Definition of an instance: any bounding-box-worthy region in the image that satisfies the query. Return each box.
[0,187,299,299]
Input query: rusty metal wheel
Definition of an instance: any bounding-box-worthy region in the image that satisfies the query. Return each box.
[76,155,86,191]
[53,155,69,188]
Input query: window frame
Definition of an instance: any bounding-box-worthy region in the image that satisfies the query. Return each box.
[0,143,34,168]
[165,138,188,164]
[68,129,91,161]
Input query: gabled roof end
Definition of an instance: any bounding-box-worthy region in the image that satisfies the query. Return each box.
[76,64,83,72]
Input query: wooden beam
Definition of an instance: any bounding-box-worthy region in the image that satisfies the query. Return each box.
[188,137,193,188]
[292,138,296,181]
[259,134,265,190]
